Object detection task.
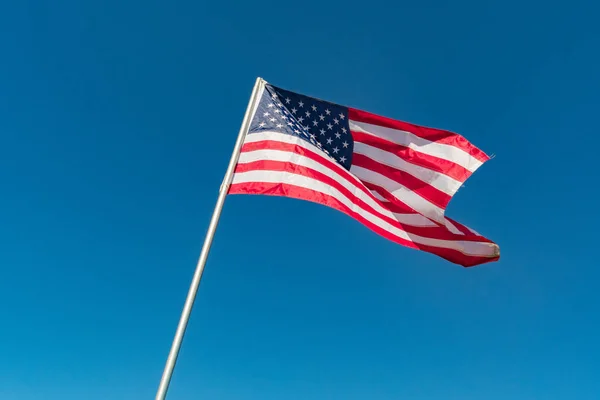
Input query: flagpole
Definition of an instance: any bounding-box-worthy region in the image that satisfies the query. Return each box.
[155,77,265,400]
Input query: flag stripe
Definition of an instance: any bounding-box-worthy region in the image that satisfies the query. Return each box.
[233,166,493,247]
[392,213,439,227]
[232,166,496,251]
[349,119,485,173]
[348,108,490,163]
[235,159,462,241]
[238,134,410,220]
[350,164,446,224]
[444,218,465,235]
[351,131,473,183]
[231,162,498,264]
[446,217,478,236]
[237,131,475,241]
[230,181,498,267]
[367,187,438,224]
[365,183,465,233]
[369,190,439,227]
[353,141,463,196]
[363,182,416,213]
[351,153,452,209]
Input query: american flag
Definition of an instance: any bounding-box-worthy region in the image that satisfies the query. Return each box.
[229,81,499,267]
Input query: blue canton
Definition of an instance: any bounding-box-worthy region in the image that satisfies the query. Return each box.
[248,84,354,170]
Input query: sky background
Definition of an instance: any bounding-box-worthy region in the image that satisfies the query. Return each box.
[1,1,599,399]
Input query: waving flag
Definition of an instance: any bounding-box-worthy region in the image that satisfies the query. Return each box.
[229,81,499,267]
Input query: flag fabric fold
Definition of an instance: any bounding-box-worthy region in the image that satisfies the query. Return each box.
[229,81,499,267]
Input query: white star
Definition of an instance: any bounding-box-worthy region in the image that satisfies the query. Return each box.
[274,109,281,114]
[305,111,311,117]
[313,120,319,126]
[327,123,333,130]
[298,116,304,123]
[310,133,316,140]
[298,101,304,108]
[333,147,340,154]
[294,129,300,134]
[303,125,309,131]
[281,114,287,120]
[341,127,347,133]
[270,118,276,122]
[311,105,317,111]
[333,118,339,124]
[291,107,297,114]
[335,132,341,139]
[267,104,274,108]
[285,97,291,104]
[339,113,345,120]
[325,109,331,115]
[271,93,278,99]
[319,129,326,135]
[327,137,333,145]
[319,114,325,121]
[263,112,270,117]
[287,121,294,126]
[317,142,323,148]
[342,141,349,148]
[259,122,266,127]
[276,123,283,128]
[340,156,347,163]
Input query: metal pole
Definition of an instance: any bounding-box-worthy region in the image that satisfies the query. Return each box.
[155,77,265,400]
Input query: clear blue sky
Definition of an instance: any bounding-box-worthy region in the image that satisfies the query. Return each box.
[1,1,598,399]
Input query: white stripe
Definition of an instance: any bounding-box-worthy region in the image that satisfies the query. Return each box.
[370,190,387,202]
[369,191,438,227]
[394,213,439,227]
[349,120,483,172]
[467,226,481,236]
[353,142,463,195]
[444,219,464,235]
[232,168,498,257]
[350,165,446,224]
[244,130,311,146]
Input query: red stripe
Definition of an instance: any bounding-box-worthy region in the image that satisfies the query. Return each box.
[229,181,498,267]
[352,131,472,183]
[348,108,489,163]
[235,147,493,244]
[351,153,452,209]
